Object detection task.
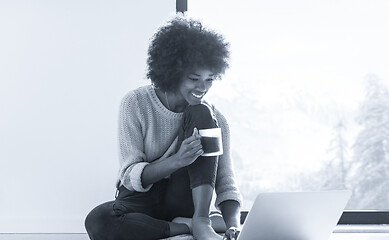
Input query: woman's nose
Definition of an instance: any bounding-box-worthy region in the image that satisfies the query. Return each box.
[196,81,206,91]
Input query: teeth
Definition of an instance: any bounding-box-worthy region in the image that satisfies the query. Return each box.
[192,92,205,98]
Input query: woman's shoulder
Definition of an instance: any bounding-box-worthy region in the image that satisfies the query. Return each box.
[122,85,150,99]
[121,85,153,105]
[119,86,153,116]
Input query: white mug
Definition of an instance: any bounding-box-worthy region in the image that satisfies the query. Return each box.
[198,128,223,156]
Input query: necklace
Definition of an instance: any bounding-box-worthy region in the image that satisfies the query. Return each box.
[164,91,171,110]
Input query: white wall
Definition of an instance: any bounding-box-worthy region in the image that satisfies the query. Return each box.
[0,0,175,233]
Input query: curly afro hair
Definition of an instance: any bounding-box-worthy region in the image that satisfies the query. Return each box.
[146,16,230,92]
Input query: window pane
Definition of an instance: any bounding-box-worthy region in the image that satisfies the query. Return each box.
[189,0,389,210]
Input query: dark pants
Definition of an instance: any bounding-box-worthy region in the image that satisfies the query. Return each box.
[85,104,219,240]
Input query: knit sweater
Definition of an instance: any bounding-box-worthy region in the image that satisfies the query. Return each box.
[116,85,242,209]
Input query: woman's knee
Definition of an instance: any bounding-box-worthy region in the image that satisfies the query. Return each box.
[185,104,213,117]
[85,201,116,240]
[184,104,218,129]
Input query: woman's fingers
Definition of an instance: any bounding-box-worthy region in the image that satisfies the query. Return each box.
[195,149,204,157]
[189,144,203,154]
[183,127,201,144]
[185,140,202,155]
[177,129,204,165]
[182,137,202,153]
[224,228,240,240]
[182,134,200,144]
[188,139,202,147]
[179,140,203,164]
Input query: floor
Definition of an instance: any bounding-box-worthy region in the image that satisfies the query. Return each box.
[1,232,389,240]
[1,225,389,240]
[0,234,88,240]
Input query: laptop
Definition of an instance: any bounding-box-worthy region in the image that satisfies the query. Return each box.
[237,190,351,240]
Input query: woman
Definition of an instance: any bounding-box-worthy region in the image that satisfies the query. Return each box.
[85,16,242,240]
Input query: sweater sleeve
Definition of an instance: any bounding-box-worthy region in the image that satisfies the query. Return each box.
[117,92,152,192]
[214,109,243,210]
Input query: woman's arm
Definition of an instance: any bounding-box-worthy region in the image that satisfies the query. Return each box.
[219,200,241,229]
[211,108,243,240]
[213,109,243,208]
[141,154,181,187]
[119,90,205,191]
[142,129,204,187]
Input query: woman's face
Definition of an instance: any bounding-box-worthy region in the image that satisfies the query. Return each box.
[177,68,215,106]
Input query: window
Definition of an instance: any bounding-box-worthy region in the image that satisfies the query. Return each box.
[189,0,389,211]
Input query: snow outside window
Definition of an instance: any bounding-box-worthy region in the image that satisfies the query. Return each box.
[189,0,389,210]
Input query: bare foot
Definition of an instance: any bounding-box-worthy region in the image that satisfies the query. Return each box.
[192,217,223,240]
[172,217,193,233]
[209,213,227,233]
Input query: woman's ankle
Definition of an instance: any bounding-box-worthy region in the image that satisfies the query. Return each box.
[168,221,191,236]
[172,217,193,233]
[210,213,227,233]
[192,217,222,240]
[192,184,214,218]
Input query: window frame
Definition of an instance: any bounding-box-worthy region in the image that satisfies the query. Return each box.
[338,211,389,224]
[238,211,389,225]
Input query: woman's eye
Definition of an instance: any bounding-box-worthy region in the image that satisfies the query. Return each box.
[189,77,198,81]
[206,78,214,82]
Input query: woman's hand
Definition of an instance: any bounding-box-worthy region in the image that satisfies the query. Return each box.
[223,227,240,240]
[175,128,203,168]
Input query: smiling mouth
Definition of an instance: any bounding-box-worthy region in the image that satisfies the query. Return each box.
[191,92,205,99]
